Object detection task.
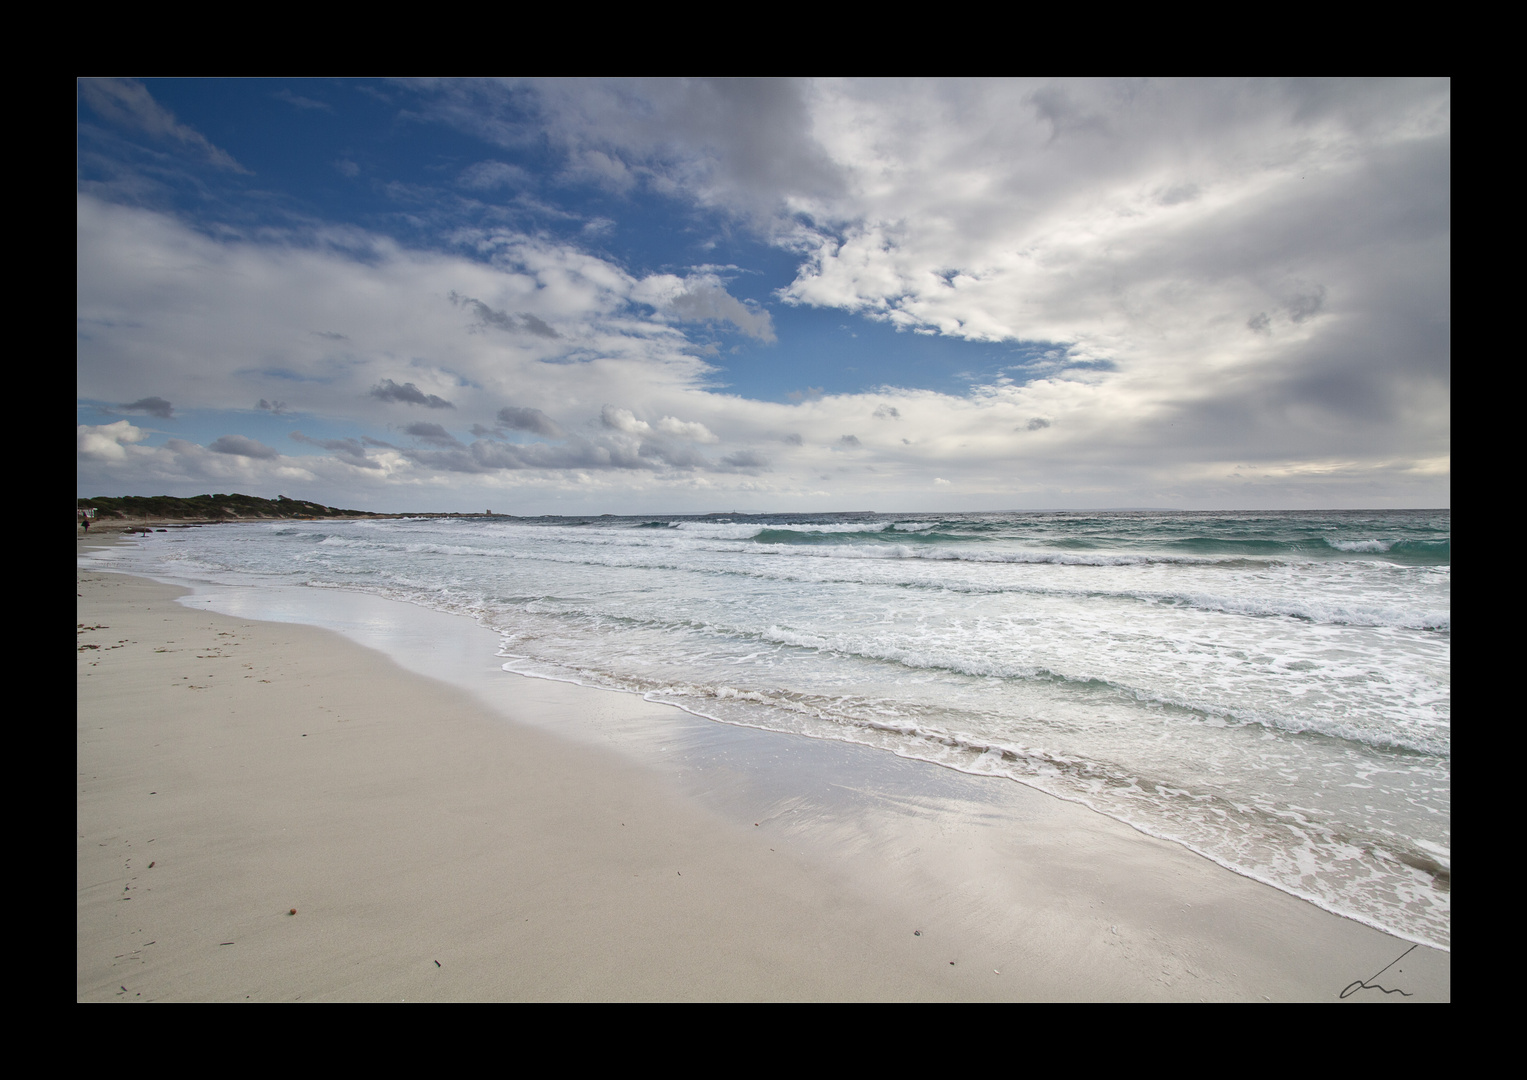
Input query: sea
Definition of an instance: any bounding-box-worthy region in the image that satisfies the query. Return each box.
[84,508,1450,949]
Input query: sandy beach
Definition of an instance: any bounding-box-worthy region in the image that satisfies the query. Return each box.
[77,551,1450,1000]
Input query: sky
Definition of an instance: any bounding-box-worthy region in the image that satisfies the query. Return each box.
[77,78,1450,514]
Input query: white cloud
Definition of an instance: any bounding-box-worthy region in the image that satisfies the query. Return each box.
[77,195,711,426]
[458,160,530,191]
[656,416,719,442]
[600,406,651,435]
[78,420,147,462]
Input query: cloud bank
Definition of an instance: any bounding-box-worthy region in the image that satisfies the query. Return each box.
[77,78,1448,512]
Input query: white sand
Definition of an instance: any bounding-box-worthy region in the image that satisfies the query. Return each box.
[77,560,1449,1000]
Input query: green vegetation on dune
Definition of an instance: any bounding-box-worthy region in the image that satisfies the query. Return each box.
[78,494,378,521]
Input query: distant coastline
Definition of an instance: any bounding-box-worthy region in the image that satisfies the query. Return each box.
[75,493,506,529]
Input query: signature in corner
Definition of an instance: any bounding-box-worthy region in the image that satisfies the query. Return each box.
[1340,943,1417,999]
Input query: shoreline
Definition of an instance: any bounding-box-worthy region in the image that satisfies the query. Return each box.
[78,550,1450,1000]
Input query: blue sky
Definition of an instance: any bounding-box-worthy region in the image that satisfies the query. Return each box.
[78,79,1449,513]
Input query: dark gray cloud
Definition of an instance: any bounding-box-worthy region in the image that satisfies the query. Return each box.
[1027,84,1112,142]
[1141,299,1449,461]
[290,431,383,469]
[419,78,845,227]
[497,406,565,438]
[256,398,288,414]
[393,425,770,476]
[873,405,901,420]
[120,396,175,418]
[637,440,711,468]
[1159,183,1201,206]
[645,78,845,210]
[1285,284,1327,323]
[370,379,455,409]
[722,449,770,469]
[666,282,775,342]
[407,436,658,475]
[521,313,558,338]
[209,434,279,459]
[839,434,861,447]
[451,290,514,330]
[449,291,560,338]
[405,422,461,447]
